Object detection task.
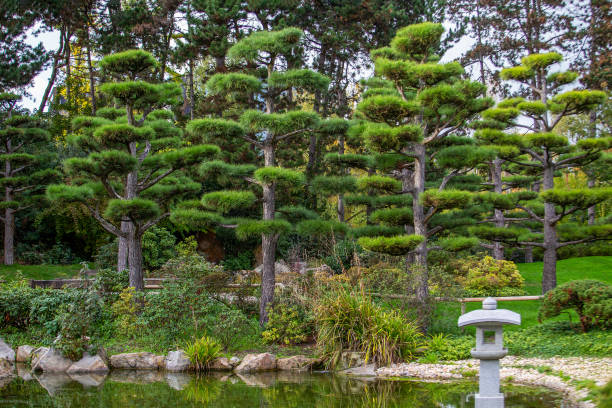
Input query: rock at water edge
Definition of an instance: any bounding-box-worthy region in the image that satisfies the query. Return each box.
[234,353,277,373]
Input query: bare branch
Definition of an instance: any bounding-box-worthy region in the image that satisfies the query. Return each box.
[275,128,308,142]
[84,203,122,237]
[139,168,175,192]
[139,212,170,235]
[516,205,544,223]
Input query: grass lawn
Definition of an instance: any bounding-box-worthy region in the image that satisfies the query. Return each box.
[436,256,612,333]
[0,264,82,282]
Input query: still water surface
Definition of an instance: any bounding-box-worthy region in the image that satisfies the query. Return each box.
[1,366,573,407]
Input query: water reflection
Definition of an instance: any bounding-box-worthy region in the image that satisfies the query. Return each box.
[2,366,573,408]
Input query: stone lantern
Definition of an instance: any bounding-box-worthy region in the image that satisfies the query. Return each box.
[457,297,520,408]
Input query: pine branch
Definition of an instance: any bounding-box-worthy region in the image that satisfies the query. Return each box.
[516,205,544,222]
[139,168,175,192]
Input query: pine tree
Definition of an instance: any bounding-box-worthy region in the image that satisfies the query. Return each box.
[47,50,219,289]
[172,28,329,325]
[352,23,493,302]
[471,52,610,293]
[0,93,59,264]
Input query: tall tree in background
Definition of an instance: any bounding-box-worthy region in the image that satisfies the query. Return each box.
[354,23,492,302]
[173,28,329,324]
[472,52,610,293]
[0,93,58,264]
[0,1,50,91]
[47,50,218,289]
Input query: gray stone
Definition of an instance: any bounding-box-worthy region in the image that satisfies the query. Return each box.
[31,348,72,373]
[229,356,241,367]
[339,351,365,370]
[210,357,232,371]
[165,372,191,390]
[276,355,316,371]
[16,345,35,363]
[165,350,191,372]
[234,353,276,373]
[110,352,164,370]
[67,353,109,374]
[69,373,107,387]
[30,347,49,368]
[255,261,291,275]
[0,358,13,378]
[0,339,15,362]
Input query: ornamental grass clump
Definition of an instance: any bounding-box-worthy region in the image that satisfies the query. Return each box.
[185,336,222,372]
[314,289,423,367]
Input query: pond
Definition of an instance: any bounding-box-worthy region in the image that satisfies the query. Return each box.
[2,366,574,407]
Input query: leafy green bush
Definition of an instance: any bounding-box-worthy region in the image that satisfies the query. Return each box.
[262,303,310,345]
[421,334,473,362]
[315,289,424,367]
[0,279,37,329]
[539,280,612,332]
[185,336,222,371]
[221,251,253,271]
[92,268,129,302]
[455,256,525,296]
[142,226,176,271]
[94,240,118,270]
[322,239,363,274]
[54,289,104,360]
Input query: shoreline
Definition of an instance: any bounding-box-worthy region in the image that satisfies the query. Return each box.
[375,356,612,408]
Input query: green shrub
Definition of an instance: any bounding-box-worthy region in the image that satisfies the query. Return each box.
[204,308,260,351]
[142,226,176,271]
[92,268,129,302]
[111,287,143,339]
[315,289,423,367]
[455,256,525,296]
[0,279,36,329]
[421,334,473,362]
[221,251,253,271]
[94,240,118,270]
[539,280,612,332]
[262,303,310,345]
[185,336,222,371]
[322,239,363,274]
[54,289,104,360]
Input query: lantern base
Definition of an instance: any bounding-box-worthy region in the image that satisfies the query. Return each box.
[475,393,504,408]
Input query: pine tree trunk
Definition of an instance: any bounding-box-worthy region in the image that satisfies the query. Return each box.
[38,32,64,114]
[524,247,534,263]
[118,221,129,272]
[412,144,428,302]
[259,144,277,325]
[492,159,505,260]
[127,230,144,290]
[337,134,345,222]
[3,204,14,266]
[86,28,96,115]
[587,179,596,225]
[541,164,558,293]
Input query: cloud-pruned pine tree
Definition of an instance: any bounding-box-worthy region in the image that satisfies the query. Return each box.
[0,93,59,264]
[172,28,329,325]
[47,50,219,290]
[471,52,610,293]
[352,23,493,302]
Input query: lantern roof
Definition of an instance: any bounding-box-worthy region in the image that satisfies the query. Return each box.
[457,297,521,327]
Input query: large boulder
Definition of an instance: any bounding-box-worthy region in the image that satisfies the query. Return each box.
[165,350,191,372]
[67,353,109,374]
[234,353,276,373]
[16,345,35,363]
[276,355,317,371]
[110,352,164,370]
[338,351,366,371]
[31,348,72,373]
[0,339,15,362]
[209,357,232,371]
